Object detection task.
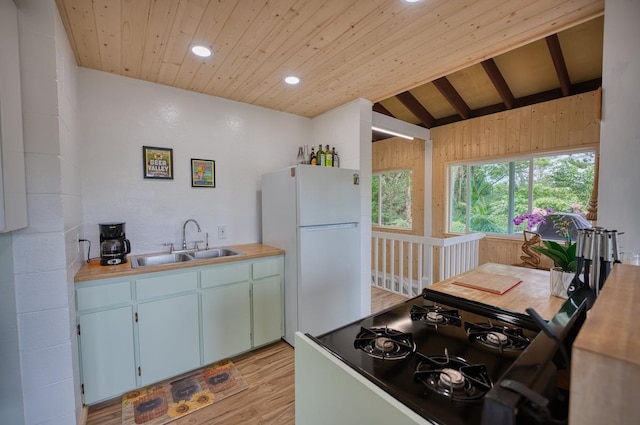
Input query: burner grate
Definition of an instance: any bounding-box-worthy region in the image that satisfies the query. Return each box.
[410,305,462,327]
[354,327,415,360]
[414,350,492,402]
[465,321,531,353]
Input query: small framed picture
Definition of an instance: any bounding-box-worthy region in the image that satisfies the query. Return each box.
[191,159,215,187]
[143,146,173,179]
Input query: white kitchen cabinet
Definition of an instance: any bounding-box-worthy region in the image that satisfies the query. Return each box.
[137,293,200,386]
[252,257,284,347]
[201,282,251,363]
[78,307,136,404]
[74,254,284,404]
[76,279,136,405]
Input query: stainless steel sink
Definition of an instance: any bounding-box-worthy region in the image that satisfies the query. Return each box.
[192,248,243,260]
[130,248,244,268]
[131,252,194,268]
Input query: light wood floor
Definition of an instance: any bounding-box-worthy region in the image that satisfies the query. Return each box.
[85,287,408,425]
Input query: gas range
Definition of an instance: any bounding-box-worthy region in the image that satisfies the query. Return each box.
[310,288,588,425]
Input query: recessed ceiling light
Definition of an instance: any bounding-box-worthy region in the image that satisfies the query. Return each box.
[404,0,422,3]
[191,45,212,58]
[284,76,300,85]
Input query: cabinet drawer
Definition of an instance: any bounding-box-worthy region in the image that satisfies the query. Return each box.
[136,272,198,300]
[77,280,131,311]
[252,257,283,280]
[201,262,250,288]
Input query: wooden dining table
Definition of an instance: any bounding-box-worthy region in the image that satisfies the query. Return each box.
[428,262,565,320]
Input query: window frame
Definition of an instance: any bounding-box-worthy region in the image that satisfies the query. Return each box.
[447,147,596,237]
[372,168,414,231]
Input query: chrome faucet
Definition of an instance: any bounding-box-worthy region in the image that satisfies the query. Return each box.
[182,219,201,250]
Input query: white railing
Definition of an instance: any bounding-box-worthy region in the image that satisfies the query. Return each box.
[371,232,485,298]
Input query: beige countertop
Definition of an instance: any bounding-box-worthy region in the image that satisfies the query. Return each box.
[74,243,284,283]
[569,263,640,424]
[429,262,564,321]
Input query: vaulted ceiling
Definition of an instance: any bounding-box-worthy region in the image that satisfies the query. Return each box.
[55,0,604,137]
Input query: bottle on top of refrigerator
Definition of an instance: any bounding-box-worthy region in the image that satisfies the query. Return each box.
[333,148,340,168]
[317,145,325,167]
[331,147,337,167]
[304,144,309,164]
[310,147,317,165]
[325,145,333,167]
[297,147,305,164]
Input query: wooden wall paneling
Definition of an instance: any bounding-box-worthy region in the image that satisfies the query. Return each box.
[431,91,600,265]
[555,97,571,147]
[518,106,532,153]
[568,93,586,145]
[505,111,520,154]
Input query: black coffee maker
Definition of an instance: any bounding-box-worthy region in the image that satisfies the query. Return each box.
[99,223,131,266]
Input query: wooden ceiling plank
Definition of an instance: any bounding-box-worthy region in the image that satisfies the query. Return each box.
[266,0,485,113]
[170,0,239,92]
[185,0,269,93]
[432,77,471,119]
[272,0,602,116]
[121,0,152,78]
[92,0,122,74]
[58,0,102,68]
[138,0,181,82]
[481,58,515,109]
[244,0,392,106]
[364,0,603,109]
[156,0,208,87]
[546,34,572,96]
[214,0,329,101]
[396,91,435,128]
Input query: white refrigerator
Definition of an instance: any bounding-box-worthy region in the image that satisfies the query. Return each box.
[262,165,362,345]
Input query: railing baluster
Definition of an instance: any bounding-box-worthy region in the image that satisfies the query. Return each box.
[371,232,485,298]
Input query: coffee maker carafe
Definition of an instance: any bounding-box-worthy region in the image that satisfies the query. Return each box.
[99,223,131,266]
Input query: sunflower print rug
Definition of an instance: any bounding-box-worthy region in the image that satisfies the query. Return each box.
[121,359,248,424]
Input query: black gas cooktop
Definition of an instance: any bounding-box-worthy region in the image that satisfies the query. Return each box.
[311,288,587,425]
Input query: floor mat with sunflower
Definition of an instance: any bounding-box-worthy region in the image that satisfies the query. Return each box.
[121,359,248,424]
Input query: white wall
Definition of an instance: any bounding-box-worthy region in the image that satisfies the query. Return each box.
[11,0,84,423]
[599,0,640,253]
[79,69,310,254]
[311,98,373,317]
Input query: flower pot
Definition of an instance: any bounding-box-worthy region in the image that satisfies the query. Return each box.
[550,267,574,299]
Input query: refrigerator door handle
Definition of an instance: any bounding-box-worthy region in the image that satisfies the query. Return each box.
[300,223,359,231]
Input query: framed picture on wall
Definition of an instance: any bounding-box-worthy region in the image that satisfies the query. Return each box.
[143,146,173,179]
[191,159,215,187]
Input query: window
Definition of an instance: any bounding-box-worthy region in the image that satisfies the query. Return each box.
[372,170,413,229]
[449,150,595,235]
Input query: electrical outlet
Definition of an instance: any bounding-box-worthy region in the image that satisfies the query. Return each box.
[218,225,228,239]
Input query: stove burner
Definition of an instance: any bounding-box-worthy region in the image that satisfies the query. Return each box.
[354,327,415,360]
[410,305,462,327]
[439,368,465,388]
[465,321,531,352]
[414,349,492,402]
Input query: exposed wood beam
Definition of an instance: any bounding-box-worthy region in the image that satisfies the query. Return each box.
[481,59,515,109]
[373,102,394,117]
[395,91,435,128]
[546,34,571,96]
[432,78,602,128]
[432,77,471,119]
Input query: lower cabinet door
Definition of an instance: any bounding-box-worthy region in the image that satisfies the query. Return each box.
[252,276,283,347]
[137,293,200,386]
[201,282,251,364]
[79,306,136,404]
